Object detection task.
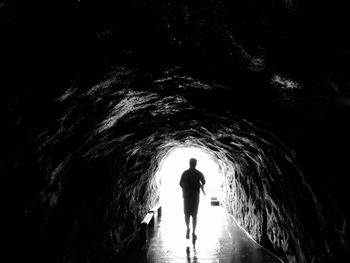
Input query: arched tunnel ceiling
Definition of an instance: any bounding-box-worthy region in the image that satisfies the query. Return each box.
[1,1,350,263]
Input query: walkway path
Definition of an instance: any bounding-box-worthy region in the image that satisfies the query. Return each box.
[145,200,283,263]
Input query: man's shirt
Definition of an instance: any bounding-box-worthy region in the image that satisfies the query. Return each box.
[180,168,205,198]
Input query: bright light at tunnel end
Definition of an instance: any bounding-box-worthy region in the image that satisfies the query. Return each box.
[154,145,275,259]
[153,145,230,251]
[156,146,225,214]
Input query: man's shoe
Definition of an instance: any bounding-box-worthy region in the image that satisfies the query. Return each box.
[186,229,190,239]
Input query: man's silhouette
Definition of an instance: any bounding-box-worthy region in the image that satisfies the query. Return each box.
[179,158,206,240]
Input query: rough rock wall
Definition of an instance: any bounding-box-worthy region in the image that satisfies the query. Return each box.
[1,69,163,262]
[219,126,327,263]
[2,65,350,263]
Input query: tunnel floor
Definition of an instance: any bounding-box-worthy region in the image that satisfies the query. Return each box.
[132,199,282,263]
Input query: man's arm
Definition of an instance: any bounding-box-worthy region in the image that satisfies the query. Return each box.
[179,172,185,188]
[200,172,206,186]
[199,172,206,195]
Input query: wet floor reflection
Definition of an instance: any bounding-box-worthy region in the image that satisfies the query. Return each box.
[146,199,282,263]
[186,246,199,263]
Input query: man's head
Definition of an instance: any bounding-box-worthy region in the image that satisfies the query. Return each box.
[189,158,197,168]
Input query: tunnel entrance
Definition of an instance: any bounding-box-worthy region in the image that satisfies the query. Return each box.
[148,146,283,262]
[152,146,226,249]
[156,146,224,222]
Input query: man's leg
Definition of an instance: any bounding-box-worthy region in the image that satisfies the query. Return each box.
[192,216,197,233]
[185,215,190,239]
[192,196,199,239]
[192,216,197,240]
[185,215,190,229]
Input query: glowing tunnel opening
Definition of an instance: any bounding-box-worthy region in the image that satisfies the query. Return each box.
[153,146,228,250]
[157,146,224,219]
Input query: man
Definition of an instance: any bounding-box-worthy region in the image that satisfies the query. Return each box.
[179,158,206,240]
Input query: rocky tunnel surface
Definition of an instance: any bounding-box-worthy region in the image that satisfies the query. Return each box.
[1,1,350,263]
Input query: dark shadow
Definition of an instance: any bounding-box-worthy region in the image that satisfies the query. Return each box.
[186,246,191,262]
[186,245,199,263]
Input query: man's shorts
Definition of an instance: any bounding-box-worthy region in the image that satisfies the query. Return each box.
[183,195,200,216]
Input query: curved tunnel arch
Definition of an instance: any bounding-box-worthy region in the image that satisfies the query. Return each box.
[2,67,348,263]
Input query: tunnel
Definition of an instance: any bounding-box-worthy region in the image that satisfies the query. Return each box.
[1,1,350,263]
